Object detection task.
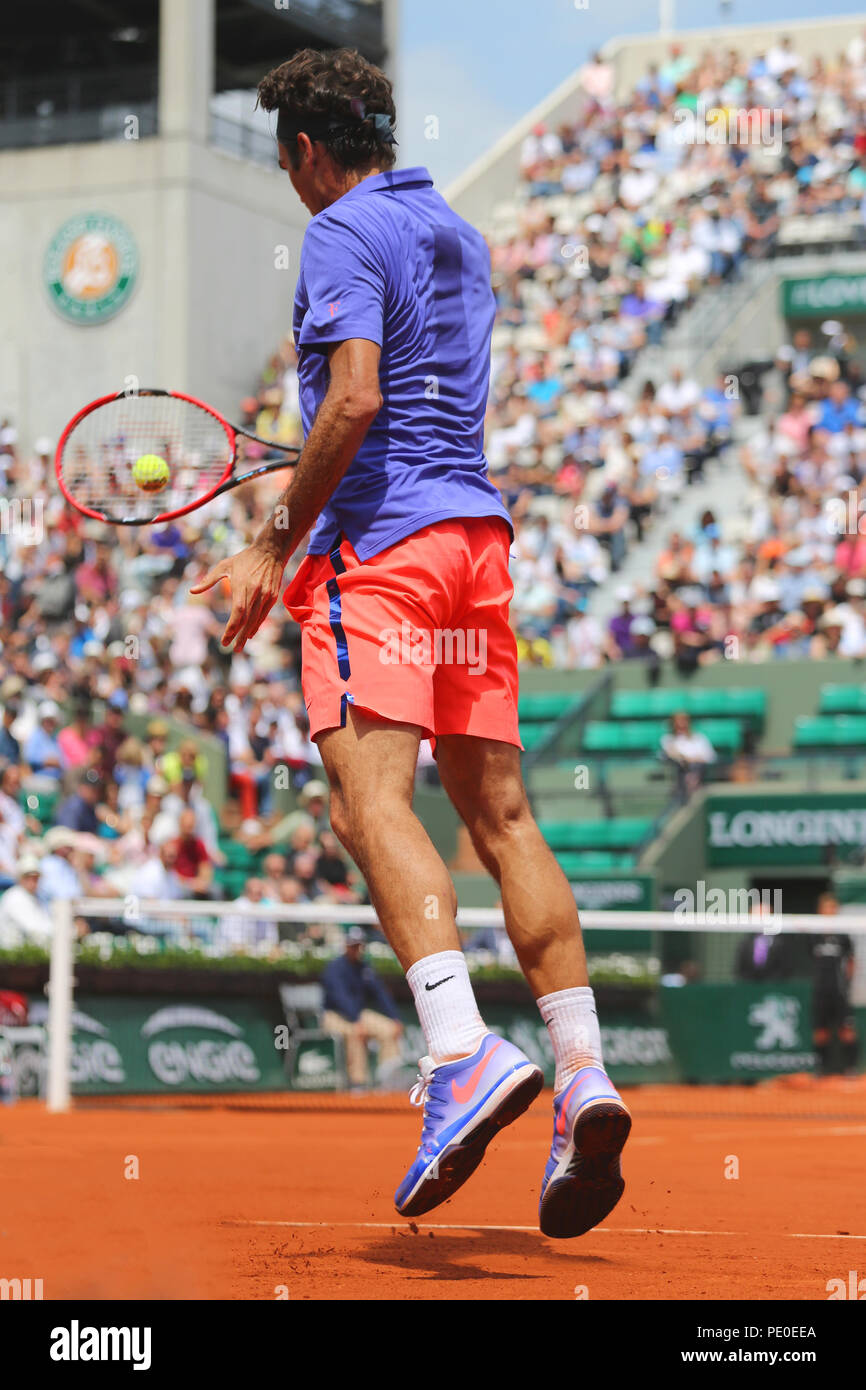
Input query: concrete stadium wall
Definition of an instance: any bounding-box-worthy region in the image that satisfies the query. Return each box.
[0,0,310,455]
[445,13,866,228]
[0,134,306,454]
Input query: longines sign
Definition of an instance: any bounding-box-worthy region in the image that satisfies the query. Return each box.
[782,274,866,319]
[707,794,866,865]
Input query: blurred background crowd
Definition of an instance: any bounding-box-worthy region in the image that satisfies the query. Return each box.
[487,31,866,668]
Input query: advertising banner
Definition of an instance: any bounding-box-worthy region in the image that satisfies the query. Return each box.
[20,983,846,1092]
[782,274,866,318]
[32,994,287,1094]
[660,982,816,1081]
[400,1008,677,1087]
[706,793,866,867]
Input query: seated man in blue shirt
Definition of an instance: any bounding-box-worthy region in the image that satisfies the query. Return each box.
[24,702,66,783]
[321,927,403,1089]
[817,380,863,433]
[0,702,21,764]
[54,770,101,836]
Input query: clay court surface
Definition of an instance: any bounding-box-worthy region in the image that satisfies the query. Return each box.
[3,1082,865,1301]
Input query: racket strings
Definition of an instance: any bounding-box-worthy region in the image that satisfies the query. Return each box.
[57,394,233,522]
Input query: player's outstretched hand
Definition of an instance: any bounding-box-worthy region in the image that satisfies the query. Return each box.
[190,542,286,652]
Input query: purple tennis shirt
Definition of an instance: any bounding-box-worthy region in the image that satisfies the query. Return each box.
[292,166,513,560]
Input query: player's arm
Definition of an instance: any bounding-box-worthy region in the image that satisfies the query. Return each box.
[256,337,381,564]
[191,337,381,650]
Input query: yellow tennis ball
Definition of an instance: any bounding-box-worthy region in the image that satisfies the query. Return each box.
[132,454,170,493]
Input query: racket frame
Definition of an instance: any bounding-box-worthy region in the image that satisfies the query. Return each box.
[55,387,299,525]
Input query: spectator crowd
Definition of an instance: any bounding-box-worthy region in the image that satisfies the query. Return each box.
[483,30,866,667]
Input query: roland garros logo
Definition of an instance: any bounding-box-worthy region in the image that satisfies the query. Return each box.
[43,212,138,324]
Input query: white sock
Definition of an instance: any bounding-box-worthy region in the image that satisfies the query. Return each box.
[537,986,604,1093]
[406,950,487,1065]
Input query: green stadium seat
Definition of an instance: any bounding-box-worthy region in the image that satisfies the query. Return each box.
[610,691,683,720]
[519,723,555,751]
[517,693,581,722]
[793,715,866,750]
[583,718,744,755]
[218,838,263,870]
[21,788,60,826]
[688,689,765,726]
[687,719,746,753]
[584,720,664,753]
[214,867,252,897]
[539,817,654,851]
[555,851,638,875]
[610,688,765,728]
[517,694,584,754]
[818,685,866,715]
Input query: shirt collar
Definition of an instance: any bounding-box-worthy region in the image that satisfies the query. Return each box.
[337,166,433,202]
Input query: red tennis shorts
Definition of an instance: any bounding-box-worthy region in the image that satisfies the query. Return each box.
[282,516,522,747]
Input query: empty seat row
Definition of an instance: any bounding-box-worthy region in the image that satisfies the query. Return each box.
[794,715,866,750]
[583,718,744,755]
[610,688,765,727]
[538,816,654,851]
[554,851,638,874]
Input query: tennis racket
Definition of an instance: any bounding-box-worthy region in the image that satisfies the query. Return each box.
[55,388,301,525]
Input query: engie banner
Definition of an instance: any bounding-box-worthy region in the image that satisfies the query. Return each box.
[51,994,287,1094]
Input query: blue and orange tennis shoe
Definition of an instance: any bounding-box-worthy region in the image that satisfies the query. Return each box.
[538,1065,632,1238]
[395,1033,544,1218]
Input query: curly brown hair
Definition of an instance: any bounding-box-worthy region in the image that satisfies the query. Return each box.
[257,47,397,172]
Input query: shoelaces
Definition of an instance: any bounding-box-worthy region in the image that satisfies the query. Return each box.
[407,1057,446,1148]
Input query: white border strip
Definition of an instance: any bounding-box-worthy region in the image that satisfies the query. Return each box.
[68,899,866,934]
[223,1219,866,1239]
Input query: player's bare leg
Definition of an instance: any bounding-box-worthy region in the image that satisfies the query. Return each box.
[436,733,632,1238]
[316,709,460,966]
[435,734,588,995]
[316,706,543,1217]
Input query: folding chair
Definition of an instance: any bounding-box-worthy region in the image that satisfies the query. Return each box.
[278,983,347,1090]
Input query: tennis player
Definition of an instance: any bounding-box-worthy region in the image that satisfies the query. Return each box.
[192,47,631,1237]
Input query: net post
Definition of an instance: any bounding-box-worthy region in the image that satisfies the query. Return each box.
[46,898,75,1113]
